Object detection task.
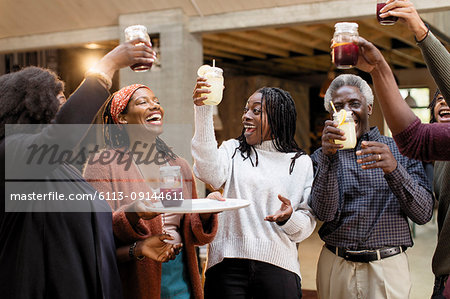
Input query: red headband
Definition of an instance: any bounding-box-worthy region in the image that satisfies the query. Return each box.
[110,84,152,124]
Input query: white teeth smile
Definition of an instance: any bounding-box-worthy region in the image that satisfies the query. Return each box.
[146,114,162,122]
[439,110,450,117]
[244,125,256,129]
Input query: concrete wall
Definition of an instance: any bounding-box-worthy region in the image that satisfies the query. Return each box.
[118,9,205,196]
[119,9,202,125]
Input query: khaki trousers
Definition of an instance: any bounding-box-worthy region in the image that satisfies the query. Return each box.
[316,246,411,299]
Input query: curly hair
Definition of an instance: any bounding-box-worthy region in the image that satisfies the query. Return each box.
[0,66,64,139]
[232,87,306,175]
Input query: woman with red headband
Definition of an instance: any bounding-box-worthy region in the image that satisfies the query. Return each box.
[83,84,219,299]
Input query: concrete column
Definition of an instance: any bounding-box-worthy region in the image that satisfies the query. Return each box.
[119,9,205,197]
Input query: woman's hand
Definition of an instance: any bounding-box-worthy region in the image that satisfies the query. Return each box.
[92,38,157,79]
[133,200,160,220]
[200,191,225,222]
[192,77,210,106]
[125,201,161,228]
[264,195,293,225]
[381,0,428,41]
[135,234,182,262]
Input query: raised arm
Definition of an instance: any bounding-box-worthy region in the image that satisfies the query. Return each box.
[355,37,450,161]
[56,38,156,125]
[6,39,157,178]
[380,0,450,103]
[191,77,233,189]
[355,37,416,135]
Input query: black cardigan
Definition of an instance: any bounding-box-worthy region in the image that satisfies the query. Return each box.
[0,78,123,299]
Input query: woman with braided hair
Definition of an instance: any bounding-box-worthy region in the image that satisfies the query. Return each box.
[83,84,219,299]
[192,78,316,299]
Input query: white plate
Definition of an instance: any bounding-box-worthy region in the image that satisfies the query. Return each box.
[147,198,250,214]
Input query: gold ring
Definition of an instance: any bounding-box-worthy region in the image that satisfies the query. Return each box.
[378,154,382,161]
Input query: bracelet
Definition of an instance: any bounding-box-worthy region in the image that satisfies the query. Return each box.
[129,242,145,261]
[85,69,112,90]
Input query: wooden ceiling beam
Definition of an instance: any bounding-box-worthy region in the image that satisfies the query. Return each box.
[290,25,334,43]
[272,57,329,72]
[262,27,330,52]
[244,59,308,74]
[292,55,330,67]
[203,39,267,59]
[203,47,245,60]
[391,48,424,64]
[218,61,285,77]
[228,30,314,56]
[361,19,417,48]
[381,50,415,68]
[203,33,290,57]
[358,24,392,49]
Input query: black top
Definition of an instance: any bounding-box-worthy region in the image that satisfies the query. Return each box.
[0,78,123,299]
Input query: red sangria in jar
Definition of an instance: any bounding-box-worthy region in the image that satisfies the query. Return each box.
[332,22,359,69]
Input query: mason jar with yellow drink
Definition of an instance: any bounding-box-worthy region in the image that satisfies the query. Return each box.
[197,64,224,105]
[333,109,357,149]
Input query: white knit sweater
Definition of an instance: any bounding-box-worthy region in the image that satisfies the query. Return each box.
[191,105,316,277]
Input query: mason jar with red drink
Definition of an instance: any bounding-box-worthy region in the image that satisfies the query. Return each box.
[377,0,398,25]
[124,25,153,72]
[331,22,359,70]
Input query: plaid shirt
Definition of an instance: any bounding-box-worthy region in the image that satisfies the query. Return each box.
[310,127,433,250]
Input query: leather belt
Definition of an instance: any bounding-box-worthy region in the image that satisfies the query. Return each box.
[325,244,407,263]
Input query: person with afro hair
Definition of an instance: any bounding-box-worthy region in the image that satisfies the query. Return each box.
[0,66,65,139]
[0,37,156,299]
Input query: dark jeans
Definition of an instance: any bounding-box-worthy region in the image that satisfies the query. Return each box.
[431,275,448,299]
[204,258,302,299]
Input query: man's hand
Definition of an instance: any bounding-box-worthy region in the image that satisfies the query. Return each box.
[354,37,386,74]
[356,141,398,174]
[321,120,345,156]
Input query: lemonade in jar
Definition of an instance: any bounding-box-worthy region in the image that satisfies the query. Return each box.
[334,109,356,149]
[197,64,224,105]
